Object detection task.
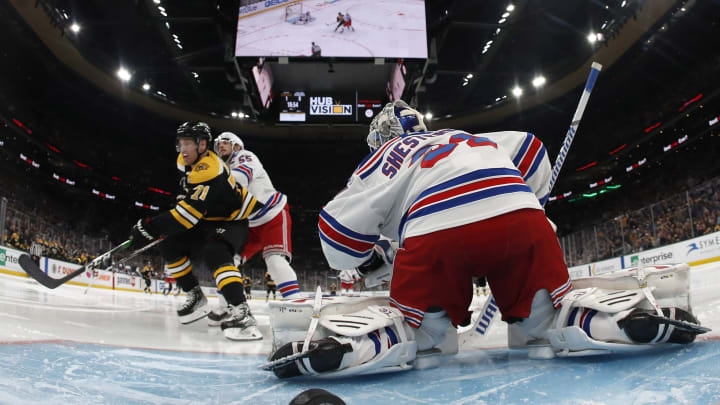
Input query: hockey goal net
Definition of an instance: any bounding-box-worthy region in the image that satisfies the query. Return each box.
[284,2,303,21]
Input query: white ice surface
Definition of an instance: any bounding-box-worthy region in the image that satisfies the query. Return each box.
[1,263,719,404]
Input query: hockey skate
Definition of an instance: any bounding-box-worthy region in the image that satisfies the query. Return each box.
[221,302,263,341]
[207,306,230,327]
[619,307,709,344]
[208,293,230,327]
[266,338,352,378]
[177,285,210,324]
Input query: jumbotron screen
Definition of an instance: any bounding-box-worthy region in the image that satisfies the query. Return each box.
[278,92,383,123]
[235,0,428,58]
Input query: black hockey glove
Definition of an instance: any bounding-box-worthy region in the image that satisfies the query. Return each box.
[356,249,383,276]
[129,218,156,250]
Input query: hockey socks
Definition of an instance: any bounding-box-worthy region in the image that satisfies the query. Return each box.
[265,255,300,298]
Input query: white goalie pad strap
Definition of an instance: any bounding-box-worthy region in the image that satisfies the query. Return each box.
[269,296,390,349]
[269,296,390,331]
[572,263,690,312]
[564,287,647,314]
[320,305,405,338]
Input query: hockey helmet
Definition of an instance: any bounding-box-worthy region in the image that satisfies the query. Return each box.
[214,131,244,154]
[176,121,213,152]
[366,100,426,151]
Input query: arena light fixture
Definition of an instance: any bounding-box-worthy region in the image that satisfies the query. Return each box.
[532,76,546,88]
[587,32,598,43]
[153,0,160,3]
[142,83,151,91]
[502,12,510,18]
[116,67,131,82]
[506,4,515,12]
[466,73,473,79]
[621,0,627,7]
[512,86,523,97]
[425,112,433,120]
[498,18,506,24]
[70,23,80,33]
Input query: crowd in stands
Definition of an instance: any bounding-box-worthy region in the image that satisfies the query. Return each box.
[561,175,720,266]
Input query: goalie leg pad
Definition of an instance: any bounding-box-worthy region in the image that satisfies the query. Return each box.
[541,286,706,357]
[269,305,419,378]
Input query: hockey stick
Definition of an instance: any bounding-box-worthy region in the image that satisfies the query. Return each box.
[303,286,324,352]
[459,62,603,345]
[19,238,162,289]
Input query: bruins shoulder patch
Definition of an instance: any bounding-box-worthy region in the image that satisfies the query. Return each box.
[187,152,224,184]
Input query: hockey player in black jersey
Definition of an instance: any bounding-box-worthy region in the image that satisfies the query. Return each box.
[128,121,263,341]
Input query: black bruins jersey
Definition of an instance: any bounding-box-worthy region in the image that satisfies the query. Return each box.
[264,272,276,287]
[148,151,261,237]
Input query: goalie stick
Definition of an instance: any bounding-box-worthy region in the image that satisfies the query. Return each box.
[459,62,603,345]
[18,238,162,289]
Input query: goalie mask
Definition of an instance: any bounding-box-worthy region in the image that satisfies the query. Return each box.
[214,131,244,155]
[366,100,427,152]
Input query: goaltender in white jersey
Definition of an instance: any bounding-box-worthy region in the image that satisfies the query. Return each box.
[321,128,552,268]
[264,101,708,379]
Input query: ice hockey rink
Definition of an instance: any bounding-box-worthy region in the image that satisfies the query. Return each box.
[235,0,427,58]
[1,264,719,405]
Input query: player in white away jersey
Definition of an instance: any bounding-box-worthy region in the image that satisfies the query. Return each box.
[206,132,300,328]
[265,101,706,379]
[214,132,300,299]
